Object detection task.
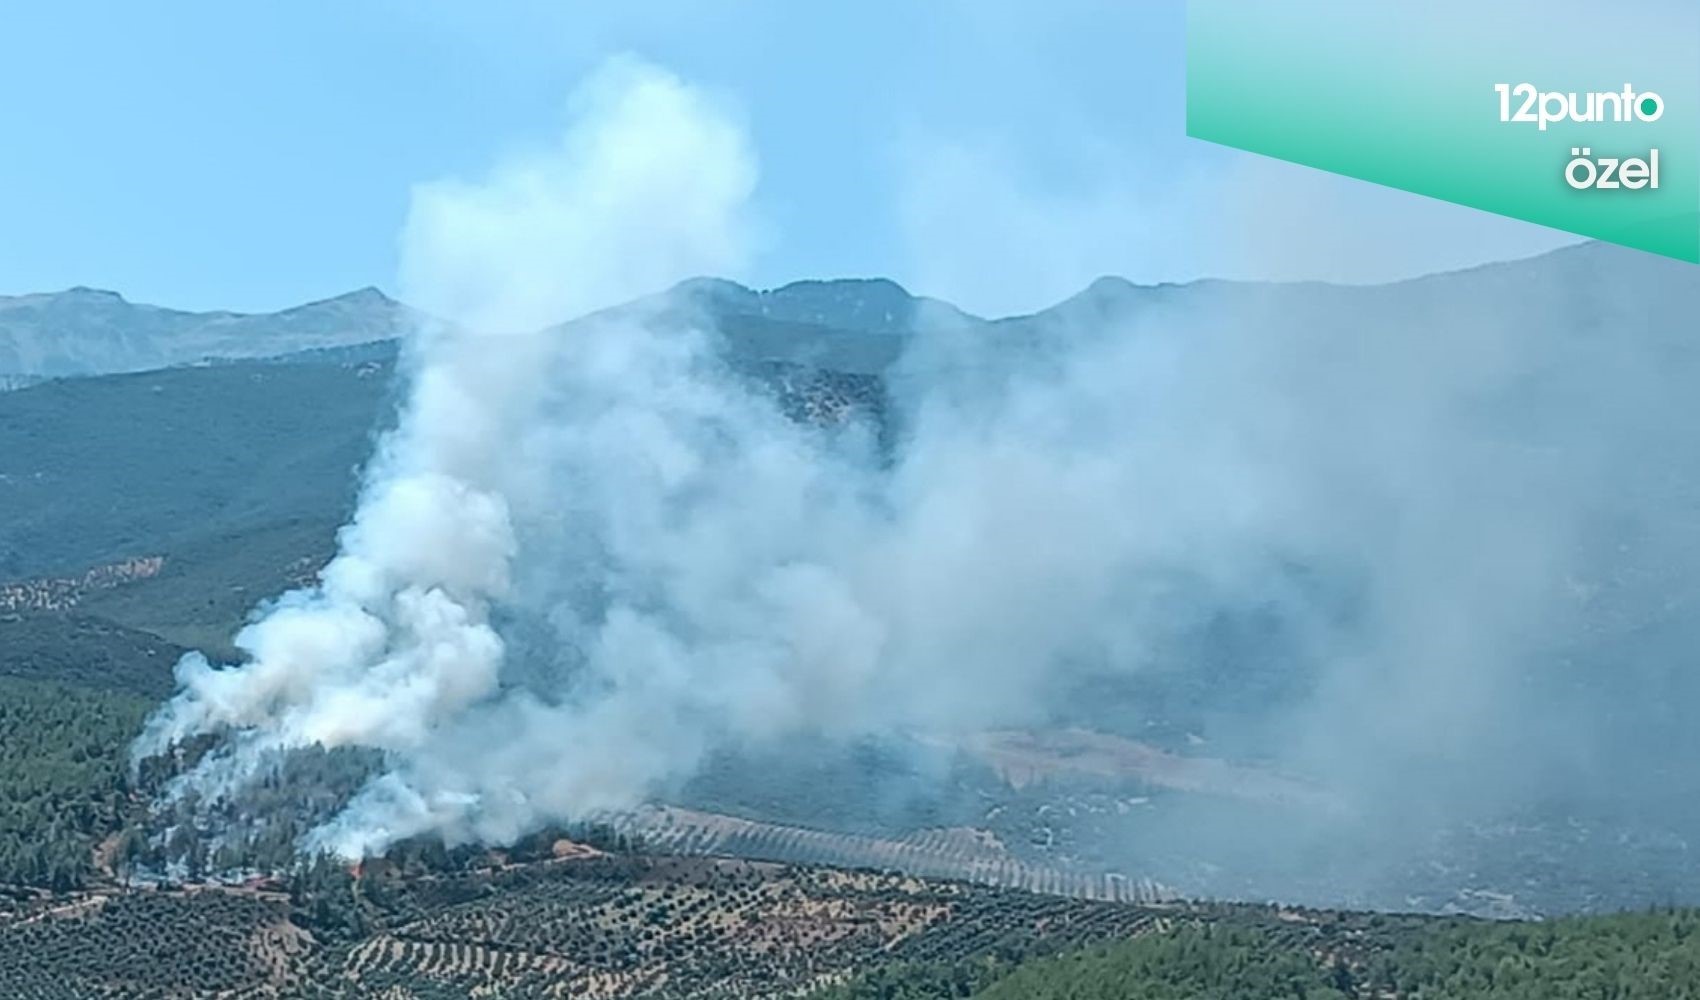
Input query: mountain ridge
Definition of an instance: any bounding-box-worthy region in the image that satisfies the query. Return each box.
[0,285,416,379]
[6,241,1653,382]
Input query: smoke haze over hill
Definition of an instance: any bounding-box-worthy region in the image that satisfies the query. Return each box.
[122,55,1700,912]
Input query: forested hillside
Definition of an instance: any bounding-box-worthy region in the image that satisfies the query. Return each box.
[0,678,149,889]
[0,361,386,581]
[819,911,1700,1000]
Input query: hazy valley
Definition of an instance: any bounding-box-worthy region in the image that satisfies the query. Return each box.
[4,242,1700,996]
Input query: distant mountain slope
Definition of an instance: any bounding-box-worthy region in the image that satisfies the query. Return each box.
[0,611,186,698]
[0,275,944,581]
[0,276,976,382]
[985,243,1700,387]
[677,275,979,334]
[0,360,391,580]
[0,286,414,379]
[2,243,1695,647]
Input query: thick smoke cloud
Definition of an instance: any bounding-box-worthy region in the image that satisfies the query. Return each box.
[133,55,766,853]
[136,52,1695,909]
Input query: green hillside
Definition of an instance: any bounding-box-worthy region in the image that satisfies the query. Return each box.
[0,612,186,698]
[821,911,1700,1000]
[0,361,387,581]
[0,677,150,889]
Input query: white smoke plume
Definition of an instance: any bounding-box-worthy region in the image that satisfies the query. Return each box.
[133,55,765,854]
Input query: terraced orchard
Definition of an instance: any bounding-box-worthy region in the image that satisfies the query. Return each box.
[0,852,1177,999]
[614,806,1175,904]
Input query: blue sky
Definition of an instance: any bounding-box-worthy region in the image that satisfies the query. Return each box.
[0,1,1575,317]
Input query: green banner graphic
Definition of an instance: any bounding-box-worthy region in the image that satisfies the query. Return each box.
[1187,1,1699,262]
